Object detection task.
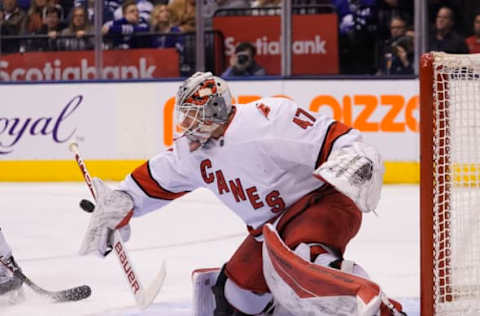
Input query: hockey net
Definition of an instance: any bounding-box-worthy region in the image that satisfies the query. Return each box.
[420,52,480,316]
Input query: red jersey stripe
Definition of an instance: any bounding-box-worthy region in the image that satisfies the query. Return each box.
[315,121,352,169]
[131,162,188,200]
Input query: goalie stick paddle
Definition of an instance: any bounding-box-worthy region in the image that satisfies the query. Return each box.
[69,142,166,309]
[0,258,91,303]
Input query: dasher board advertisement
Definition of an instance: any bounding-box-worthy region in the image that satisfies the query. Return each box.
[0,79,418,182]
[0,48,179,81]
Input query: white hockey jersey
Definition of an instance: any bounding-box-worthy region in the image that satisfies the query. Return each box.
[119,97,362,230]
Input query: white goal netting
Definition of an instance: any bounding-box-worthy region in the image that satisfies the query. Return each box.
[431,52,480,315]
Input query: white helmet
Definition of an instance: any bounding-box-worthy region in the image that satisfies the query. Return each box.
[175,72,233,145]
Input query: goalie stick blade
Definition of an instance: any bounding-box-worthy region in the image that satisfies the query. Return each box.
[138,261,167,309]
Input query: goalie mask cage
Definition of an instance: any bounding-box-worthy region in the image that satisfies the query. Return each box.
[420,52,480,316]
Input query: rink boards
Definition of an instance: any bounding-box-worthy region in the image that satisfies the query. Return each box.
[0,79,419,183]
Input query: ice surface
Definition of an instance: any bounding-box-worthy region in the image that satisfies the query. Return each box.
[0,183,419,316]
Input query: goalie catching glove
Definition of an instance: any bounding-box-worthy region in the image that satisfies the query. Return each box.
[79,178,134,257]
[314,142,384,213]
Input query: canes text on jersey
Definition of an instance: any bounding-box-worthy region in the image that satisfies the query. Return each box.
[200,159,286,213]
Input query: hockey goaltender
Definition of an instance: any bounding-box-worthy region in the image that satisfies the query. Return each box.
[78,72,406,316]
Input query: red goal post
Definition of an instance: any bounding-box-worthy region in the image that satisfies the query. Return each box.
[420,52,480,316]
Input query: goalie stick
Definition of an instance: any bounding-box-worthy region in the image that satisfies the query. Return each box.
[0,257,91,303]
[69,142,166,309]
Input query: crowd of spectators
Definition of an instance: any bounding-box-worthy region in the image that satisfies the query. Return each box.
[1,0,480,77]
[0,0,187,52]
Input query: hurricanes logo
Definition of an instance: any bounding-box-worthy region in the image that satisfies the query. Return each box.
[256,103,271,119]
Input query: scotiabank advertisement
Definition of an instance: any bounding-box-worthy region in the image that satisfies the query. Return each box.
[0,48,179,81]
[0,79,418,162]
[213,15,339,75]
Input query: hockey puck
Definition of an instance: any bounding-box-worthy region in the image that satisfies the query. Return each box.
[79,199,95,213]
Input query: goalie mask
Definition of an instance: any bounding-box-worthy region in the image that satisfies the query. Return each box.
[175,72,233,145]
